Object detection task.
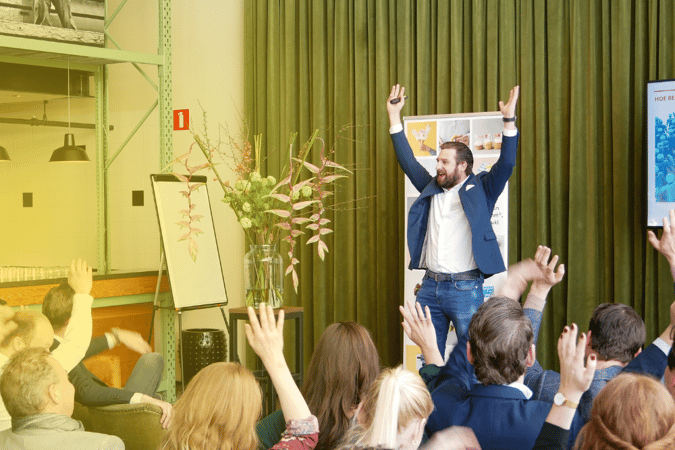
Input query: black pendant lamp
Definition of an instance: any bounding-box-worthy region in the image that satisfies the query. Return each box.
[49,133,88,162]
[0,145,10,161]
[50,61,89,162]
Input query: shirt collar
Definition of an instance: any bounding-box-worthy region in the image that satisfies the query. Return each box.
[506,381,533,399]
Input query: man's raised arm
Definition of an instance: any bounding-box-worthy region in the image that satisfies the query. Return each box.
[387,84,432,192]
[51,258,93,372]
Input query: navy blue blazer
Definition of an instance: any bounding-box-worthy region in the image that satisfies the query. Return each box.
[421,333,583,450]
[391,130,519,276]
[524,307,668,424]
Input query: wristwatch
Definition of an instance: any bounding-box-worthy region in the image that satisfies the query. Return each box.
[553,392,578,409]
[503,116,516,122]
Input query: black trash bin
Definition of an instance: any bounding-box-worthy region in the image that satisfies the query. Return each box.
[181,328,227,385]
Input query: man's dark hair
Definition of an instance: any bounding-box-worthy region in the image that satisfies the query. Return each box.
[588,303,645,364]
[440,141,473,175]
[468,296,533,385]
[42,282,75,331]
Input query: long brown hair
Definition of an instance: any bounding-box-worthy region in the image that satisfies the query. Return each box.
[300,322,380,450]
[161,362,262,450]
[574,373,675,450]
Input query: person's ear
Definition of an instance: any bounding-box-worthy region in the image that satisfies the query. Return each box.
[466,341,474,365]
[47,383,61,405]
[634,347,642,358]
[12,336,26,352]
[413,417,426,444]
[526,343,536,367]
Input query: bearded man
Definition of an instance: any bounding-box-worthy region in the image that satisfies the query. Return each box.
[387,84,520,352]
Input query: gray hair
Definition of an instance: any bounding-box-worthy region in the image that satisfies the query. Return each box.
[0,347,58,418]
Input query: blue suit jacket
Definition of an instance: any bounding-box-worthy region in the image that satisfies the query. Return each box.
[421,333,582,450]
[524,308,668,424]
[391,130,518,276]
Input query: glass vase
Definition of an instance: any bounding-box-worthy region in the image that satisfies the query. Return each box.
[244,244,284,308]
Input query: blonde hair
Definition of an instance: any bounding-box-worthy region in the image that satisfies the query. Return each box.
[344,366,433,449]
[161,362,262,450]
[574,373,675,450]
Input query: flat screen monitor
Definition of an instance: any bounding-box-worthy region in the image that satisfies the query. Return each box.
[647,79,675,227]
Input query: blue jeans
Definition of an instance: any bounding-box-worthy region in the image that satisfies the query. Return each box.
[415,272,484,356]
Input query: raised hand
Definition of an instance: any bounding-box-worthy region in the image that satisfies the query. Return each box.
[113,328,151,354]
[530,245,565,298]
[68,258,93,295]
[245,304,311,422]
[558,323,596,403]
[498,85,519,119]
[541,323,596,433]
[647,209,675,266]
[400,302,444,366]
[245,303,284,365]
[387,84,406,127]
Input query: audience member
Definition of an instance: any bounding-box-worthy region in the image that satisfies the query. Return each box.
[258,322,380,450]
[0,258,95,432]
[401,293,583,449]
[0,347,123,449]
[339,366,433,450]
[573,373,675,449]
[507,245,672,423]
[0,311,57,430]
[160,304,318,450]
[42,271,171,428]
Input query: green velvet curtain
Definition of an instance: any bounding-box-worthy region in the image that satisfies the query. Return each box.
[244,0,675,371]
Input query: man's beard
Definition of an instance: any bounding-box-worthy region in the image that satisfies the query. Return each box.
[437,167,462,189]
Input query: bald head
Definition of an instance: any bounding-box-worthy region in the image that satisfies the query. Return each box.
[0,311,54,356]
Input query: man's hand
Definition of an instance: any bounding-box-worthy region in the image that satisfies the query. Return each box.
[498,257,537,300]
[140,395,171,429]
[530,245,565,299]
[112,328,151,354]
[400,302,444,366]
[498,85,519,131]
[558,324,596,404]
[68,258,93,295]
[245,304,284,366]
[648,209,675,267]
[0,306,16,343]
[387,84,406,128]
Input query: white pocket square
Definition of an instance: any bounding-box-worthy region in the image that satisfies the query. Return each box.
[465,184,475,191]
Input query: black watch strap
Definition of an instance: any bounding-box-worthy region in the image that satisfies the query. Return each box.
[503,116,516,122]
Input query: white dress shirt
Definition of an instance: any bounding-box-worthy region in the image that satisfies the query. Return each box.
[390,123,517,274]
[51,293,93,373]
